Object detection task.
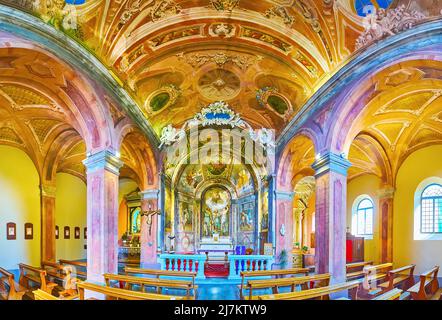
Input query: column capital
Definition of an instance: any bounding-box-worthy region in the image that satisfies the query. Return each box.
[83,150,123,175]
[312,152,351,177]
[40,184,56,198]
[275,190,295,201]
[139,189,160,200]
[377,185,395,199]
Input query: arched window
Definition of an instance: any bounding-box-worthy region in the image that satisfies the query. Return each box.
[420,184,442,234]
[354,197,374,236]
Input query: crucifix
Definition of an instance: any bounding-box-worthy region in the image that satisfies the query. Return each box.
[140,204,161,236]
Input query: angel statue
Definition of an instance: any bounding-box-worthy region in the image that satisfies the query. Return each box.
[159,124,185,148]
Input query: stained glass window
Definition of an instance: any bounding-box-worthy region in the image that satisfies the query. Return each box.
[420,184,442,234]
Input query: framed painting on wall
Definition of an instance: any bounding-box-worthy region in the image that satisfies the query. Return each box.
[84,227,87,239]
[64,226,70,239]
[75,227,80,239]
[6,222,16,240]
[55,225,59,239]
[24,223,33,240]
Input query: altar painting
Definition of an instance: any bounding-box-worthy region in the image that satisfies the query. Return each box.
[201,187,230,237]
[239,201,254,232]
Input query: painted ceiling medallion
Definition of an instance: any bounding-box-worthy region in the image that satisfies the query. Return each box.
[210,0,240,11]
[256,87,293,121]
[146,84,181,114]
[198,69,241,101]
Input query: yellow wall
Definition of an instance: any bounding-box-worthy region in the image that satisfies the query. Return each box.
[118,178,138,239]
[394,145,442,274]
[55,173,87,261]
[0,146,41,270]
[347,174,381,263]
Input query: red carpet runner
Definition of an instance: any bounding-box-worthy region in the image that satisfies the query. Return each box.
[204,264,229,277]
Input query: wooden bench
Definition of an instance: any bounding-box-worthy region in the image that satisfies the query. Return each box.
[18,263,57,298]
[0,267,27,300]
[257,280,360,300]
[124,267,197,285]
[407,266,442,300]
[346,261,373,280]
[238,268,310,300]
[33,289,79,301]
[356,262,393,299]
[77,282,185,300]
[372,288,403,300]
[243,273,331,300]
[379,264,415,292]
[42,261,79,298]
[59,260,87,280]
[103,273,196,300]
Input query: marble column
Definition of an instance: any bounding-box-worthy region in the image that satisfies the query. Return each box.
[41,183,56,263]
[83,150,123,283]
[378,186,395,263]
[275,190,295,268]
[312,152,351,284]
[139,189,160,268]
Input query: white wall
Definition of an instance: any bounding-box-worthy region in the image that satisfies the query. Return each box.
[0,146,41,270]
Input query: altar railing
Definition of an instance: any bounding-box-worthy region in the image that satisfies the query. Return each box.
[159,254,207,279]
[227,255,274,279]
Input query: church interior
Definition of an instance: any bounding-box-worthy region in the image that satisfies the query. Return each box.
[0,0,442,301]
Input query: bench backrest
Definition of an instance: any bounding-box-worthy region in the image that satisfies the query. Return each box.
[346,261,373,271]
[124,267,196,286]
[0,267,17,300]
[373,288,403,300]
[384,264,415,290]
[257,280,360,300]
[33,289,60,300]
[417,266,439,298]
[103,273,195,299]
[77,282,185,300]
[18,263,47,291]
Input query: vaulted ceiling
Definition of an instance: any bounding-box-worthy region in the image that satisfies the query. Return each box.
[0,0,372,136]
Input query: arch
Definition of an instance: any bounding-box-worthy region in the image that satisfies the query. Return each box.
[0,6,159,149]
[277,19,442,154]
[277,132,316,191]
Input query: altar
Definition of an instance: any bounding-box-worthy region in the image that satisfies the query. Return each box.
[198,237,234,262]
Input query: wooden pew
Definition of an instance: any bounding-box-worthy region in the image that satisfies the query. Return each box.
[41,261,79,298]
[103,273,196,300]
[124,267,197,287]
[77,282,185,300]
[0,267,27,300]
[33,289,79,301]
[372,288,403,300]
[18,263,57,298]
[356,262,393,299]
[407,266,442,300]
[257,280,360,300]
[59,260,87,280]
[243,273,331,300]
[379,264,415,292]
[346,261,373,280]
[238,268,310,300]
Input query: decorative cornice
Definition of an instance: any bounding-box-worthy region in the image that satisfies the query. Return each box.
[140,189,160,200]
[83,150,123,175]
[377,186,395,199]
[275,190,295,201]
[312,152,351,177]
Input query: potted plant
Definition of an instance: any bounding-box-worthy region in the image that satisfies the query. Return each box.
[302,246,310,254]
